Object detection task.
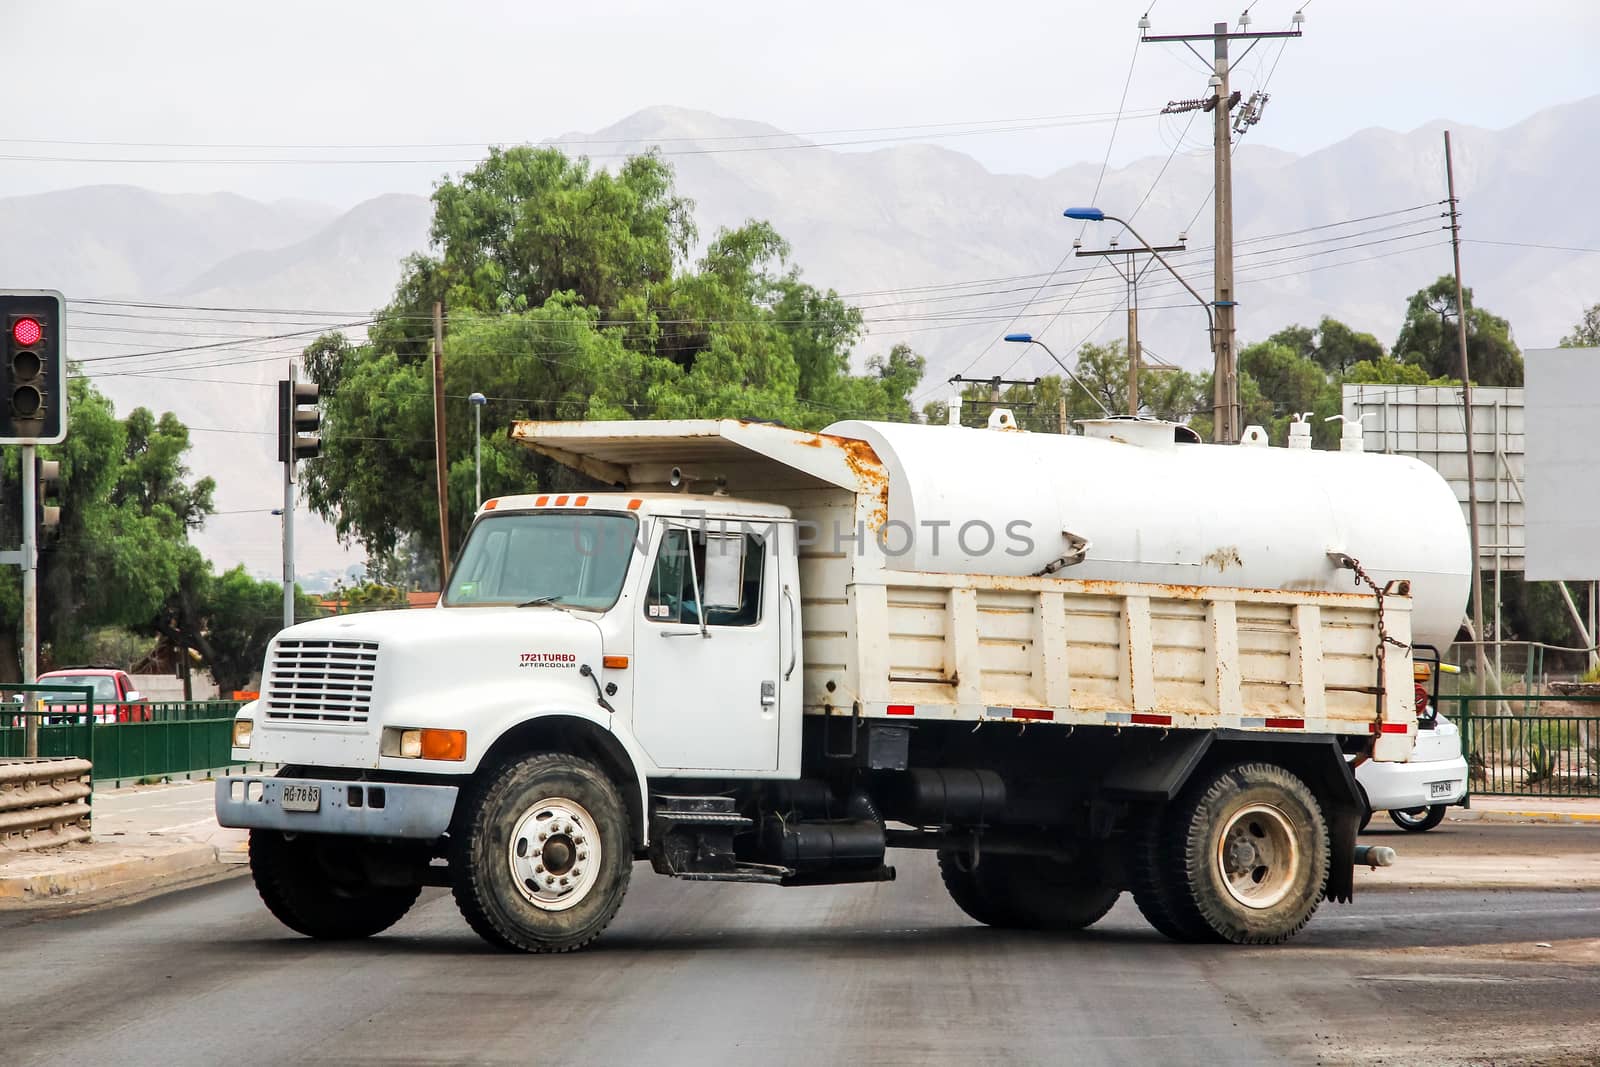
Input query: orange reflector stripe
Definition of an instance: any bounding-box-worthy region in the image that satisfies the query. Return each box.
[555,495,569,506]
[602,655,630,670]
[419,728,467,761]
[627,498,643,510]
[536,495,549,506]
[483,498,499,510]
[574,495,589,506]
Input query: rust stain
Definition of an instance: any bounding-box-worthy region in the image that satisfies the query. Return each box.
[820,433,889,531]
[1202,546,1244,571]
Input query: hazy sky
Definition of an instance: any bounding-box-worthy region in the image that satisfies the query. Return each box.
[10,1,1597,206]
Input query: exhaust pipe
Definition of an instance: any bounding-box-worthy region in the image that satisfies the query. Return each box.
[1354,844,1397,869]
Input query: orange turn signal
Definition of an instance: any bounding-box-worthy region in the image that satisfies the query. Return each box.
[419,728,468,761]
[602,655,630,670]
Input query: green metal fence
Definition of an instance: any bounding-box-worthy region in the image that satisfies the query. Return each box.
[1456,694,1600,799]
[0,698,248,783]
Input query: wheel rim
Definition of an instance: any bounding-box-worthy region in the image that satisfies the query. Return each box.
[1215,803,1300,911]
[507,797,601,912]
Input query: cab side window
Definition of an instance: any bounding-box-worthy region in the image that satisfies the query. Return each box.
[643,526,766,627]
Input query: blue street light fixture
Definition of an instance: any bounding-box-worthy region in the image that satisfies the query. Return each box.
[1001,334,1110,418]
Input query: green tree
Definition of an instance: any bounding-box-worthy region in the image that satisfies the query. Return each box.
[1344,357,1433,385]
[303,147,925,560]
[0,379,217,677]
[1236,341,1343,447]
[1559,303,1600,347]
[1269,317,1385,375]
[150,564,322,694]
[1393,275,1523,385]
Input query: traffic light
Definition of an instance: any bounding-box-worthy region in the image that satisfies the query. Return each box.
[277,380,321,463]
[36,458,61,537]
[0,290,66,445]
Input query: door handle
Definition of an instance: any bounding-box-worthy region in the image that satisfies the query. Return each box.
[782,585,797,680]
[761,680,777,707]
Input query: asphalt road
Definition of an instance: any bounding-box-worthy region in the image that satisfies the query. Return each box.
[4,823,1598,1067]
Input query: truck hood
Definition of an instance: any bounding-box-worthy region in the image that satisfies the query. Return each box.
[263,606,606,729]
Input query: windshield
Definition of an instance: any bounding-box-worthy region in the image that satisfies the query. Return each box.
[445,511,638,610]
[43,675,118,702]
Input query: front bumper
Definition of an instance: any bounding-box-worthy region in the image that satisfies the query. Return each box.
[215,775,458,840]
[1355,754,1469,812]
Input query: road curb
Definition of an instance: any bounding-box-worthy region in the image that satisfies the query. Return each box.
[1447,808,1600,826]
[0,842,243,909]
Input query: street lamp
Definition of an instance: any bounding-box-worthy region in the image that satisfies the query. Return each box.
[1002,333,1111,421]
[468,392,487,508]
[1063,207,1229,435]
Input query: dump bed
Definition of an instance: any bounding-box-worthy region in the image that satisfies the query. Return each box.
[514,418,1420,759]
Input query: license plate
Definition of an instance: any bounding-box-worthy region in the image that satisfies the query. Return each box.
[1428,780,1455,799]
[280,784,322,812]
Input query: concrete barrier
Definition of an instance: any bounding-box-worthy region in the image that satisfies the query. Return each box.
[0,758,93,851]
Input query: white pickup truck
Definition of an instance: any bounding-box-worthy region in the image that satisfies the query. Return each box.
[218,415,1470,952]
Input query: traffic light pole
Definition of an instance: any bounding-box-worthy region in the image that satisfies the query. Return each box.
[20,442,37,756]
[283,365,296,631]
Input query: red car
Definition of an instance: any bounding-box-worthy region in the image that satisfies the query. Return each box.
[36,668,151,724]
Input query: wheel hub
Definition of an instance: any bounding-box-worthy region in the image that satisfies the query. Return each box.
[507,798,601,912]
[1215,803,1300,911]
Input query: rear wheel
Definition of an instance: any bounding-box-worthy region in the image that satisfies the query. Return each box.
[1389,805,1447,832]
[1142,761,1330,945]
[938,850,1120,930]
[452,753,632,953]
[249,831,421,940]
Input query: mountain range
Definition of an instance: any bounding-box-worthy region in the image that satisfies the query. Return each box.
[10,95,1596,580]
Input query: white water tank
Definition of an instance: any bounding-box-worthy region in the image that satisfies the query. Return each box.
[825,419,1471,648]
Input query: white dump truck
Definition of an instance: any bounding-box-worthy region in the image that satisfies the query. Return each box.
[218,414,1470,951]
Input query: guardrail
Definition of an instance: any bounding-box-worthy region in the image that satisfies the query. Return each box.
[0,758,93,851]
[0,699,250,784]
[1456,694,1600,799]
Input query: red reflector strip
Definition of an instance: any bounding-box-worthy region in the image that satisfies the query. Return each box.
[1131,713,1172,726]
[1264,717,1305,730]
[886,704,915,716]
[1370,722,1411,734]
[1012,707,1053,721]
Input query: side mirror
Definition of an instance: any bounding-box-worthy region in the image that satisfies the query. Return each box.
[124,690,142,702]
[700,535,746,610]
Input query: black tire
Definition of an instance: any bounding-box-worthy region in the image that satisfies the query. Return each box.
[451,753,632,953]
[249,830,421,940]
[1389,804,1447,832]
[938,850,1120,931]
[1149,761,1331,945]
[1129,812,1211,942]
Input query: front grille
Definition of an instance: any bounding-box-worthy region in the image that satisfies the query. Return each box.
[265,639,379,724]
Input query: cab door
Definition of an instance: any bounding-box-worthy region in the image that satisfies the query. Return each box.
[630,518,781,773]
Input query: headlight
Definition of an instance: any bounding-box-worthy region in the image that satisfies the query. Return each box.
[232,718,254,749]
[382,727,467,762]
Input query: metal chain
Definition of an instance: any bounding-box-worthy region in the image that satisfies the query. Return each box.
[1335,553,1412,739]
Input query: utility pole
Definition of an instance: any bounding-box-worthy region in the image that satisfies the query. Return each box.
[1444,130,1489,686]
[1075,240,1186,415]
[1142,13,1301,442]
[432,302,451,588]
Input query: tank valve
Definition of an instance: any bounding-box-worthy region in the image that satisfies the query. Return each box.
[1287,413,1313,450]
[1325,413,1370,453]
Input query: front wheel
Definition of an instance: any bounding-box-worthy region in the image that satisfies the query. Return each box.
[938,850,1120,931]
[249,831,421,940]
[1389,805,1448,832]
[451,753,632,953]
